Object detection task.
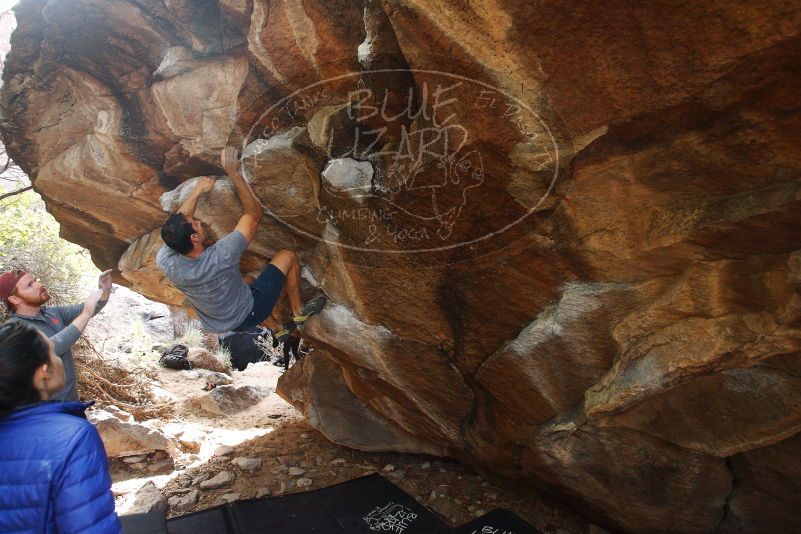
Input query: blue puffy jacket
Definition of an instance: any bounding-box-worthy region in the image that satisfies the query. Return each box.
[0,401,121,533]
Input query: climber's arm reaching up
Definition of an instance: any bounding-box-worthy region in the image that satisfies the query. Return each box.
[221,147,263,244]
[178,176,215,217]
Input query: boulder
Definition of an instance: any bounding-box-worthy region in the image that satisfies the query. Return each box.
[187,347,230,374]
[3,1,801,531]
[88,409,174,458]
[192,385,270,416]
[116,482,166,516]
[168,489,199,513]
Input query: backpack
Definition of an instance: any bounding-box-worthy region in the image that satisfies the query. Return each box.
[159,344,192,370]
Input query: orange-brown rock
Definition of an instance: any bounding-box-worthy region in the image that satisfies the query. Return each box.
[1,1,800,531]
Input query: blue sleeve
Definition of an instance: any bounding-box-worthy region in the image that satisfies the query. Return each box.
[53,423,122,534]
[212,231,249,267]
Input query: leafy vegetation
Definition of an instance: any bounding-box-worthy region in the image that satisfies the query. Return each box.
[0,185,97,318]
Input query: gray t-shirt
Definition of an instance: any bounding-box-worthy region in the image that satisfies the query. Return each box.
[8,300,106,402]
[156,231,253,333]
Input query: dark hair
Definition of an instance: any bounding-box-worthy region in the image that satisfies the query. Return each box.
[161,213,194,254]
[0,322,50,414]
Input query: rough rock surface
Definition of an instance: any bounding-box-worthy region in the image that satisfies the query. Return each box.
[2,1,800,531]
[116,481,166,516]
[199,470,236,490]
[88,409,175,458]
[192,385,270,416]
[187,347,230,375]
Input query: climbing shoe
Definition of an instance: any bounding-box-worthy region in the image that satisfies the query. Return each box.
[272,320,295,344]
[292,294,327,328]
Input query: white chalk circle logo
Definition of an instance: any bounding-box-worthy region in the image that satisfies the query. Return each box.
[244,67,568,255]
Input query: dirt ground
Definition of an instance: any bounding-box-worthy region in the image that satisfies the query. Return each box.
[82,287,590,533]
[111,360,588,532]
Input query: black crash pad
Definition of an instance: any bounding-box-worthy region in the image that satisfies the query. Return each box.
[119,511,167,534]
[451,509,543,533]
[167,474,446,534]
[121,474,542,534]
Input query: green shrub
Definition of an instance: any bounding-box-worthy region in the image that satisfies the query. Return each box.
[0,189,97,319]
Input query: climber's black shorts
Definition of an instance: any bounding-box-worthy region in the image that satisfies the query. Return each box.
[232,264,286,332]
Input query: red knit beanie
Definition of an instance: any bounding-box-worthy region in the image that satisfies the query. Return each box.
[0,271,25,305]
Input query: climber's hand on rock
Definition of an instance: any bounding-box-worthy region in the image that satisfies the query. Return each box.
[195,176,215,194]
[221,147,241,177]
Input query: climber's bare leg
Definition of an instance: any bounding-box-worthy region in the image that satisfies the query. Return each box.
[269,249,303,317]
[270,290,285,323]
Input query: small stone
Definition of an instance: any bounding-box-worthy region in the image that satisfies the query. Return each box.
[588,525,612,534]
[199,471,235,490]
[192,472,211,485]
[315,456,323,466]
[421,461,431,469]
[214,445,235,457]
[278,482,287,494]
[105,405,134,422]
[271,465,289,475]
[232,457,262,472]
[220,492,241,503]
[382,464,395,472]
[128,462,147,471]
[176,428,204,453]
[168,489,199,512]
[256,487,270,498]
[485,490,499,500]
[474,509,486,517]
[117,481,166,515]
[387,469,405,481]
[148,459,175,474]
[296,478,313,488]
[429,490,437,499]
[330,458,346,465]
[122,455,147,464]
[300,433,308,439]
[288,466,306,476]
[175,474,192,488]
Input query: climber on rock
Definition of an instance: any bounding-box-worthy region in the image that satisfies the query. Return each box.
[156,147,326,341]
